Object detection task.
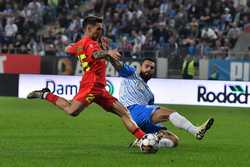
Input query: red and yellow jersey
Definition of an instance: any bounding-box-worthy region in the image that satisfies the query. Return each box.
[65,36,106,86]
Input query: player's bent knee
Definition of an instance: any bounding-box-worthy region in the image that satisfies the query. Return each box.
[152,108,177,123]
[66,108,82,117]
[160,109,176,119]
[69,111,80,117]
[162,108,176,115]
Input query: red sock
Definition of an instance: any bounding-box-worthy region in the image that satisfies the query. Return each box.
[133,128,145,139]
[46,93,59,105]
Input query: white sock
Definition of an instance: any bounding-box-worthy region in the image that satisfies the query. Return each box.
[158,138,175,148]
[169,112,198,135]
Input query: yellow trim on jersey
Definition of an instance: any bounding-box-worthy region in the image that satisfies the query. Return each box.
[86,94,95,103]
[78,54,90,72]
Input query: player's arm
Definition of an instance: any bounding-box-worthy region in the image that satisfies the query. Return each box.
[92,49,121,61]
[93,36,121,60]
[110,58,136,77]
[92,50,109,59]
[65,43,79,56]
[93,49,135,78]
[109,57,123,71]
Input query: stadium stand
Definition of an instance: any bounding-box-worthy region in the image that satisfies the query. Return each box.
[0,0,249,59]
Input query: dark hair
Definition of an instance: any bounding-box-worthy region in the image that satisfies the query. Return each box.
[142,57,155,64]
[83,15,103,28]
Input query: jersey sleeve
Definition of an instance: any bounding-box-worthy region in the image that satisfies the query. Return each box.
[118,64,136,77]
[65,43,79,56]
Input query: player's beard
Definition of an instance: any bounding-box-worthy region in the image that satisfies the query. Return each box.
[140,72,152,82]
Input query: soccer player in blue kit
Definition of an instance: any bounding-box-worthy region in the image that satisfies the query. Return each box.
[111,57,214,148]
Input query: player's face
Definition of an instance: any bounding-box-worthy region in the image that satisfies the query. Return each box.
[90,23,103,40]
[140,60,155,81]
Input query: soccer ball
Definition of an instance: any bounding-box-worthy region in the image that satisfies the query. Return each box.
[140,134,159,153]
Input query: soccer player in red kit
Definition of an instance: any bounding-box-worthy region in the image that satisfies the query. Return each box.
[27,16,145,140]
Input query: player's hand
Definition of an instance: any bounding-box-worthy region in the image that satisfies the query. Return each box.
[107,49,121,61]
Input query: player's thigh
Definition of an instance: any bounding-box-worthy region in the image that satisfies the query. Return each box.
[70,84,94,116]
[128,105,160,131]
[151,107,176,124]
[73,84,95,106]
[94,89,127,116]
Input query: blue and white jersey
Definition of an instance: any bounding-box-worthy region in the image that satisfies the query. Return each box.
[118,64,155,107]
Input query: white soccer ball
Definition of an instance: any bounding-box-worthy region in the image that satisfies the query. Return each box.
[140,134,159,153]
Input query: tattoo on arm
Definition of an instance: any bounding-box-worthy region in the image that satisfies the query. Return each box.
[93,50,108,59]
[93,49,122,70]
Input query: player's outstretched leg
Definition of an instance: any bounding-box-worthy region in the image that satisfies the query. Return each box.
[111,101,145,139]
[27,88,84,117]
[151,108,214,140]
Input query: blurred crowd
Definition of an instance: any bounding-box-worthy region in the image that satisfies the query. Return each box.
[0,0,250,58]
[97,0,250,58]
[0,0,86,56]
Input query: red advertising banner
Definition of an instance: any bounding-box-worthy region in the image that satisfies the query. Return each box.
[0,54,41,74]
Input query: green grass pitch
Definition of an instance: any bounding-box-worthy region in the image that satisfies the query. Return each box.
[1,97,250,167]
